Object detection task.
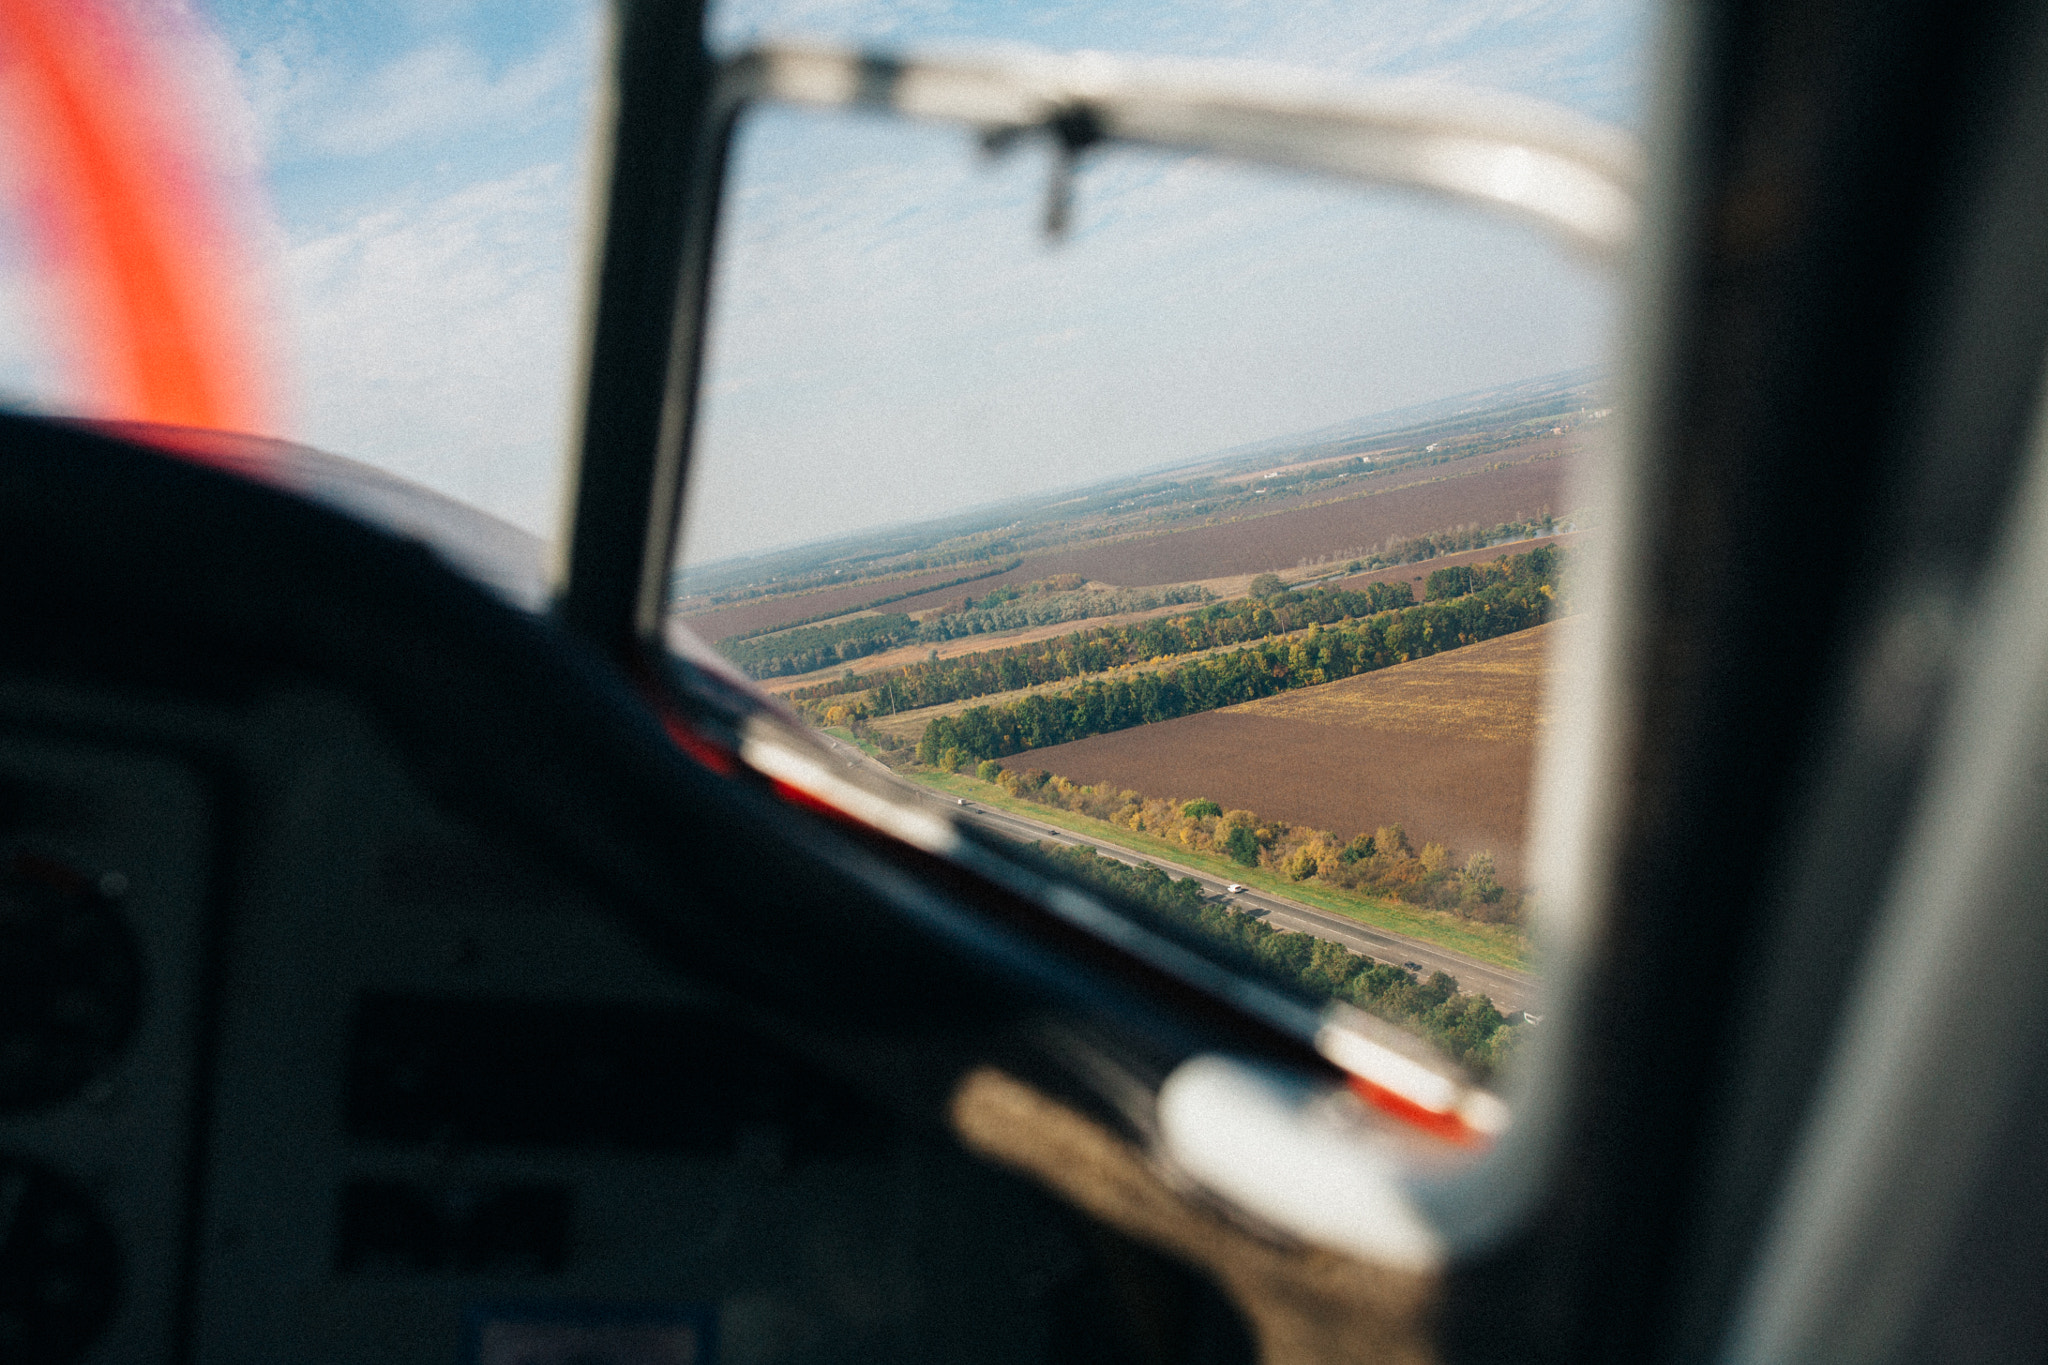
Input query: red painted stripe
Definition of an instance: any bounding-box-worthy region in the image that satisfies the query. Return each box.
[1347,1073,1488,1148]
[768,776,857,822]
[654,709,741,777]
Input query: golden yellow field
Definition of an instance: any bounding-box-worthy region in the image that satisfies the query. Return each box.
[1009,619,1568,881]
[1228,618,1553,744]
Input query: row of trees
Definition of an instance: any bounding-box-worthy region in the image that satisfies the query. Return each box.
[914,547,1561,764]
[1027,842,1518,1078]
[693,553,1021,615]
[717,611,919,678]
[1360,515,1557,572]
[963,572,1085,604]
[983,767,1523,926]
[1424,550,1552,601]
[792,576,1421,712]
[916,581,1211,643]
[719,578,1213,679]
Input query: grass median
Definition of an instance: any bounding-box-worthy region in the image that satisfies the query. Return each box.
[897,763,1535,973]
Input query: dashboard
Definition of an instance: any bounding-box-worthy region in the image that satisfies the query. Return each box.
[0,673,1237,1364]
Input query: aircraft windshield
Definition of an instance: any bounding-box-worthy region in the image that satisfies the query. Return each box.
[674,0,1650,1080]
[0,0,608,586]
[0,0,1648,1081]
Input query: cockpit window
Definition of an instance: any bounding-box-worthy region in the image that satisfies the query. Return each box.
[672,1,1648,1078]
[0,0,607,559]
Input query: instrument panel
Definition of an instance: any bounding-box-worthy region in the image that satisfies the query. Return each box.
[0,734,211,1363]
[0,684,1138,1365]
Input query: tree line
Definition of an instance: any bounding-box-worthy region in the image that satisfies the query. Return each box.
[983,766,1524,927]
[792,576,1420,712]
[708,557,1025,645]
[1360,515,1557,572]
[718,578,1213,680]
[1026,842,1518,1079]
[1425,550,1552,600]
[914,546,1561,764]
[717,611,919,678]
[689,554,1022,615]
[917,581,1211,643]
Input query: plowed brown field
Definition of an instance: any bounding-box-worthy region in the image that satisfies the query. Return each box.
[884,449,1581,615]
[679,562,1012,642]
[1007,619,1567,882]
[685,444,1584,639]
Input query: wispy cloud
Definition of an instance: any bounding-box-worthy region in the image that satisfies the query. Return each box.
[681,102,1617,564]
[242,23,596,165]
[712,0,1650,124]
[0,0,1641,558]
[107,0,273,176]
[664,1,1649,563]
[196,2,607,535]
[282,160,588,533]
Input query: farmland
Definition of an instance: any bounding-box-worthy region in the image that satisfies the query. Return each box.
[1001,620,1564,884]
[903,546,1560,767]
[678,559,1019,644]
[685,375,1596,896]
[681,444,1576,644]
[676,373,1604,648]
[755,595,1215,694]
[807,444,1579,627]
[763,529,1579,699]
[857,624,1298,748]
[1007,446,1575,586]
[1319,528,1584,601]
[874,442,1578,610]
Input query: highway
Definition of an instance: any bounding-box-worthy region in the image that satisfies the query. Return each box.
[812,732,1538,1014]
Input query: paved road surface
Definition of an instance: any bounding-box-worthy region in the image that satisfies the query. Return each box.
[813,733,1537,1014]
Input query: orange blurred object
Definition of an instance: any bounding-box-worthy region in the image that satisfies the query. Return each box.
[0,0,273,442]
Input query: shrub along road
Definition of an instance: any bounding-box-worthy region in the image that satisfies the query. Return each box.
[812,730,1538,1014]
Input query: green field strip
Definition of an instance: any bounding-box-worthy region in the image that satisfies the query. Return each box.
[903,767,1535,972]
[857,618,1339,741]
[820,726,884,758]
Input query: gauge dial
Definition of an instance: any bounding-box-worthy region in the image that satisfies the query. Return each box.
[0,856,142,1113]
[0,1154,121,1363]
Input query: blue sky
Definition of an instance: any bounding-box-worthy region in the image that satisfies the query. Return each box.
[0,0,608,536]
[683,0,1650,566]
[683,112,1619,567]
[0,0,1650,560]
[199,0,608,535]
[712,0,1648,124]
